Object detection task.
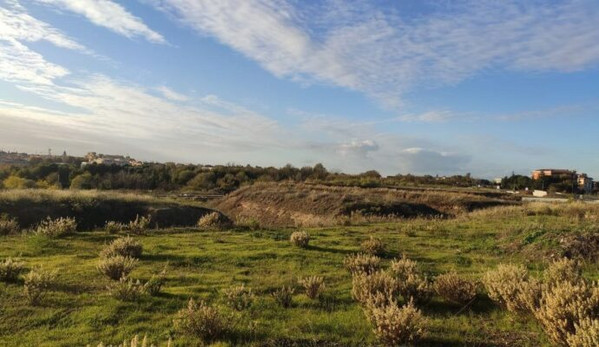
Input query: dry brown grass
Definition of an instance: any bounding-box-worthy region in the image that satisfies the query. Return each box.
[434,272,477,305]
[365,300,426,346]
[97,256,137,281]
[483,264,531,312]
[298,276,325,300]
[351,271,399,307]
[361,236,386,256]
[100,236,143,259]
[24,267,56,305]
[344,253,381,275]
[0,257,25,282]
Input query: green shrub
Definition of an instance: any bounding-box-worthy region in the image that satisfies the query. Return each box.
[223,284,254,311]
[434,272,477,305]
[361,237,385,256]
[0,257,25,282]
[298,276,325,300]
[344,253,381,275]
[100,236,143,259]
[366,300,426,346]
[290,231,310,248]
[34,217,77,237]
[24,267,56,305]
[174,299,227,341]
[0,215,19,235]
[129,215,150,234]
[143,267,167,296]
[107,277,144,301]
[272,286,295,308]
[97,256,137,281]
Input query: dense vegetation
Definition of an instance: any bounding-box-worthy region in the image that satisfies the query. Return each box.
[1,192,599,346]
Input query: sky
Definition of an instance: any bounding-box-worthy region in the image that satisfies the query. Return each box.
[0,0,598,178]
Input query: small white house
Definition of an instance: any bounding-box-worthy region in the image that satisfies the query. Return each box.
[533,190,548,197]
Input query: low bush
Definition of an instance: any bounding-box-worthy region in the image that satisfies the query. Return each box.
[272,286,295,308]
[289,231,310,248]
[104,221,126,234]
[361,237,385,256]
[23,267,56,305]
[107,277,144,301]
[482,264,531,312]
[366,300,426,346]
[390,256,433,305]
[129,215,150,235]
[143,266,167,296]
[0,257,25,282]
[544,258,581,286]
[100,236,143,259]
[223,284,254,311]
[97,256,137,281]
[34,217,77,237]
[434,272,477,305]
[174,299,227,341]
[298,276,325,300]
[352,271,399,307]
[0,215,19,235]
[344,253,381,275]
[567,318,599,347]
[534,280,599,345]
[197,212,233,230]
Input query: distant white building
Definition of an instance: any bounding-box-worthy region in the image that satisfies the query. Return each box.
[82,152,142,167]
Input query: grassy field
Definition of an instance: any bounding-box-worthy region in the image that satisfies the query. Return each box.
[1,201,599,346]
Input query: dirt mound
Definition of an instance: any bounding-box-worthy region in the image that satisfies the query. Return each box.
[213,182,515,227]
[0,190,219,230]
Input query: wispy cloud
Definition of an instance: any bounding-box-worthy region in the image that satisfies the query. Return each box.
[34,0,166,44]
[156,86,188,101]
[150,0,599,108]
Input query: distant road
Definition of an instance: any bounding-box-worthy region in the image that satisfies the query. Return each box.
[522,197,599,203]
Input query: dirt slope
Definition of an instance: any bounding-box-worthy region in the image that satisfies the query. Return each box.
[213,182,516,227]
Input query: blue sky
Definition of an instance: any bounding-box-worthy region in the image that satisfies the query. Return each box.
[0,0,598,178]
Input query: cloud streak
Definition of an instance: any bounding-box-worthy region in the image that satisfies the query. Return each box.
[34,0,166,44]
[150,0,599,108]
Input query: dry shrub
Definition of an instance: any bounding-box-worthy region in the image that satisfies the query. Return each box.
[366,300,426,346]
[534,280,599,345]
[129,215,150,235]
[482,264,531,312]
[0,215,19,235]
[34,216,77,237]
[0,257,25,282]
[289,231,310,248]
[434,272,477,305]
[567,318,599,347]
[224,284,254,311]
[298,276,325,300]
[24,267,56,305]
[104,221,125,234]
[272,286,295,308]
[344,253,381,275]
[90,334,171,347]
[197,212,232,229]
[107,277,144,301]
[361,237,385,256]
[97,256,137,280]
[174,299,227,341]
[100,236,143,259]
[560,233,599,261]
[544,258,581,286]
[390,257,433,305]
[352,271,399,307]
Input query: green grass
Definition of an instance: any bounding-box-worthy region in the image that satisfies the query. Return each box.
[1,202,598,346]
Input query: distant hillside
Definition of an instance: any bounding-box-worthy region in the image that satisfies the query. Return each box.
[213,182,517,227]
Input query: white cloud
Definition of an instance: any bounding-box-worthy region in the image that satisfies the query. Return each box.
[34,0,166,44]
[397,110,455,123]
[150,0,599,108]
[156,86,188,101]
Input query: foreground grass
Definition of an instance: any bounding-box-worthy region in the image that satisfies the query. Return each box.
[1,202,598,346]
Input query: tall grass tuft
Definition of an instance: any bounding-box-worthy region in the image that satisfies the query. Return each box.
[97,255,137,281]
[174,299,227,341]
[0,214,19,235]
[107,277,144,301]
[482,264,531,312]
[361,236,386,256]
[272,286,295,308]
[290,231,310,248]
[223,284,254,311]
[434,272,477,305]
[352,271,399,307]
[344,253,381,275]
[390,256,433,305]
[129,215,150,235]
[100,236,143,259]
[298,276,325,300]
[365,299,426,346]
[197,212,232,230]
